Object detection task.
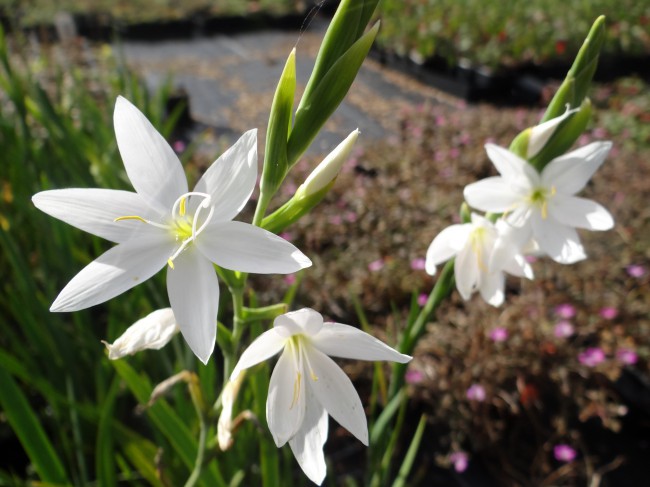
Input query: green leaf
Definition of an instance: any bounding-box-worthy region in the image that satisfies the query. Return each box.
[391,415,427,487]
[0,367,68,484]
[96,377,120,487]
[541,16,605,122]
[113,425,164,486]
[287,22,379,166]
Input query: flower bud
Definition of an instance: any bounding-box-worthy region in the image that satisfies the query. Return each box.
[102,308,178,359]
[527,106,579,159]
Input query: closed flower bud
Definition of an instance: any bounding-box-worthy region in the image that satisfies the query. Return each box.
[527,106,579,159]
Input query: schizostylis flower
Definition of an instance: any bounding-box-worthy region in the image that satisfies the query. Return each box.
[464,142,614,264]
[230,308,411,485]
[33,96,311,363]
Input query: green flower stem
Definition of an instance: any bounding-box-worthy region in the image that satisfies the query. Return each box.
[184,373,209,487]
[388,259,455,399]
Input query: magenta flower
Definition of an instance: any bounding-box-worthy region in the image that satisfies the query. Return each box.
[554,303,576,319]
[368,259,384,272]
[489,327,508,342]
[284,274,297,285]
[466,384,486,402]
[405,369,424,384]
[578,347,605,367]
[172,140,186,153]
[410,258,426,271]
[449,451,468,473]
[627,264,646,278]
[616,348,638,365]
[554,321,575,338]
[554,444,577,462]
[599,307,619,320]
[417,293,428,307]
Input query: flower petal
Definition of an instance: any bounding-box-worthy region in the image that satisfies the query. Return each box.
[103,308,178,359]
[502,254,534,280]
[274,308,323,338]
[267,347,305,447]
[230,328,286,381]
[192,129,258,222]
[288,386,329,486]
[463,177,523,213]
[425,223,472,275]
[311,323,411,363]
[549,195,614,231]
[51,236,174,312]
[32,188,158,243]
[303,344,368,445]
[454,244,479,301]
[485,144,540,185]
[197,221,311,274]
[114,96,188,213]
[167,249,218,364]
[531,213,586,264]
[479,271,505,307]
[541,141,612,195]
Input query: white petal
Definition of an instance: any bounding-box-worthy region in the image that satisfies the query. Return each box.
[479,271,505,307]
[548,195,614,231]
[303,344,368,445]
[274,308,323,338]
[267,347,305,447]
[485,144,540,185]
[311,323,411,363]
[103,308,178,359]
[114,96,188,213]
[541,141,612,195]
[230,329,286,381]
[425,224,472,275]
[192,129,258,222]
[51,237,174,312]
[531,213,586,264]
[288,386,329,486]
[527,108,579,159]
[33,188,158,243]
[197,221,311,274]
[463,178,523,213]
[167,248,218,364]
[502,254,534,280]
[454,244,479,301]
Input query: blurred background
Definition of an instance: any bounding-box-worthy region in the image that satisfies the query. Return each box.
[0,1,648,485]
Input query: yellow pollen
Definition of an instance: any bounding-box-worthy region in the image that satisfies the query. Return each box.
[289,371,302,410]
[114,215,147,223]
[179,196,187,217]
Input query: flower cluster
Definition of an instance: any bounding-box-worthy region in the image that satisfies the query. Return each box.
[425,112,615,307]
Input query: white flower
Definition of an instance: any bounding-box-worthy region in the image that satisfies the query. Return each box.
[425,213,532,306]
[230,308,411,485]
[102,308,178,359]
[463,142,614,264]
[33,96,311,363]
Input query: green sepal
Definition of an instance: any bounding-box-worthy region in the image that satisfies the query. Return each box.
[509,128,531,160]
[261,180,334,234]
[287,22,379,166]
[241,303,289,323]
[459,202,471,224]
[529,98,592,171]
[541,16,605,122]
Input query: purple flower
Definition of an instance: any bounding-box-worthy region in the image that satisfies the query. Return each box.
[417,293,428,307]
[627,264,646,278]
[466,384,486,402]
[554,321,575,338]
[284,274,296,285]
[489,327,508,342]
[449,451,468,473]
[578,347,605,367]
[599,307,618,320]
[405,369,424,384]
[368,259,384,272]
[616,348,638,365]
[172,140,186,153]
[410,258,426,271]
[554,444,577,463]
[554,303,576,319]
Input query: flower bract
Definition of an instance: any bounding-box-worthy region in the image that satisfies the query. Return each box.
[102,308,178,359]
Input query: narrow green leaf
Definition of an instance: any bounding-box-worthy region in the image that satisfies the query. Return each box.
[96,377,120,487]
[391,415,427,487]
[369,389,405,444]
[0,367,68,484]
[113,425,164,487]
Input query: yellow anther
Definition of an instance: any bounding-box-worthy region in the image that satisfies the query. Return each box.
[179,196,187,217]
[541,200,548,220]
[309,369,318,382]
[167,258,175,269]
[289,372,302,410]
[114,215,148,223]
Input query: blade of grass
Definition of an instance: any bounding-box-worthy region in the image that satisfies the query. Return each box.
[391,415,427,487]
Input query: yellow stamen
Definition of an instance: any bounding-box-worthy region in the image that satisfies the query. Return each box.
[309,369,318,382]
[179,196,187,217]
[289,371,302,410]
[114,215,148,223]
[167,258,175,269]
[541,200,548,220]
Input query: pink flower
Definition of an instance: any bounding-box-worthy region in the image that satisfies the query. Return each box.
[554,444,577,463]
[627,264,646,278]
[489,327,508,342]
[368,259,384,272]
[449,451,468,473]
[466,384,486,402]
[284,274,296,285]
[329,215,343,225]
[525,255,538,263]
[554,321,575,338]
[405,369,424,384]
[172,140,186,153]
[410,258,426,271]
[599,307,618,320]
[279,231,294,242]
[417,293,428,307]
[616,348,638,365]
[344,211,357,223]
[578,347,605,367]
[554,303,576,319]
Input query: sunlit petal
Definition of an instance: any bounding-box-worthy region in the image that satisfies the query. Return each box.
[541,142,611,194]
[463,177,523,213]
[531,213,586,264]
[425,223,472,275]
[274,308,323,338]
[485,143,539,185]
[230,329,286,381]
[454,244,478,301]
[267,346,305,447]
[549,195,614,231]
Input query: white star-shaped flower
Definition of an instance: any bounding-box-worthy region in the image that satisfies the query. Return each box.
[463,142,614,264]
[230,308,411,485]
[425,213,532,306]
[33,96,311,363]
